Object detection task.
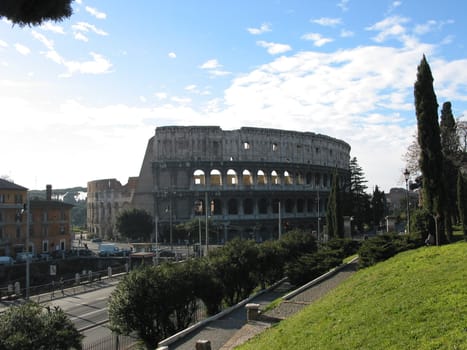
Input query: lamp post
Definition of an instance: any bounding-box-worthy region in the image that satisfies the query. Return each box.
[404,168,410,235]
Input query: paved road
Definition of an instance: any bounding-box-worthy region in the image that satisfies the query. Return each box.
[41,280,119,347]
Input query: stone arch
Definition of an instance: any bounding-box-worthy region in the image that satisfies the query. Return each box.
[271,170,280,185]
[227,169,238,185]
[285,199,294,213]
[193,169,206,185]
[297,198,305,213]
[272,199,280,214]
[242,169,253,186]
[210,169,222,186]
[257,170,267,185]
[243,198,254,215]
[258,198,268,214]
[284,171,293,185]
[306,172,313,185]
[228,198,238,214]
[211,198,222,215]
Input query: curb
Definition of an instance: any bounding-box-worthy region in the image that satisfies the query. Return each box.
[282,255,359,301]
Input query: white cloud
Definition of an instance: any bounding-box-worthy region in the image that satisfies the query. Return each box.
[31,31,54,50]
[340,29,354,38]
[171,96,192,105]
[366,16,413,45]
[72,22,108,36]
[337,0,349,11]
[200,59,221,69]
[74,32,89,42]
[311,17,341,27]
[40,22,65,34]
[168,52,176,58]
[139,96,147,103]
[247,23,271,35]
[85,6,107,20]
[414,20,437,35]
[14,43,30,55]
[302,33,333,47]
[62,52,112,76]
[256,41,292,55]
[155,92,168,100]
[185,84,197,91]
[0,40,8,48]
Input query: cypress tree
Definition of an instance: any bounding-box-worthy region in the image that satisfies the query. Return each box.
[457,170,467,241]
[414,55,446,243]
[440,101,459,241]
[326,169,343,238]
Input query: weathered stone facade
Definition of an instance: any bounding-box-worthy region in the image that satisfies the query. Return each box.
[132,126,351,243]
[87,178,138,238]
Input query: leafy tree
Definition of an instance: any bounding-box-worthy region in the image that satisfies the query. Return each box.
[0,302,83,350]
[0,0,73,26]
[116,208,153,241]
[279,229,317,258]
[256,239,287,289]
[414,55,447,243]
[403,133,421,176]
[326,169,343,238]
[109,263,200,349]
[457,170,467,241]
[209,239,259,305]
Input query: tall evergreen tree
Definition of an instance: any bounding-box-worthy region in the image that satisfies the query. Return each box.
[440,101,459,240]
[371,185,386,227]
[326,169,343,238]
[414,55,446,243]
[348,157,370,231]
[457,170,467,241]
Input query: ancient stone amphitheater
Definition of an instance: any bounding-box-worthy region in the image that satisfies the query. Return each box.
[125,125,351,243]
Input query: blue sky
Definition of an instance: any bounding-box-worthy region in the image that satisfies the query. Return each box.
[1,0,467,192]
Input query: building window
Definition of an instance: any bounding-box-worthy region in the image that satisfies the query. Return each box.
[272,143,278,152]
[243,141,250,150]
[42,240,49,253]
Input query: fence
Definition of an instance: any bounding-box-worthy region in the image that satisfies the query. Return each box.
[83,333,138,350]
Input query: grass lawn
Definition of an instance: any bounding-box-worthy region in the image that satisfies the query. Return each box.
[237,241,467,350]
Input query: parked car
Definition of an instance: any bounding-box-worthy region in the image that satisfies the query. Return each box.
[15,252,36,263]
[99,243,119,257]
[91,237,103,243]
[0,256,14,265]
[152,249,176,260]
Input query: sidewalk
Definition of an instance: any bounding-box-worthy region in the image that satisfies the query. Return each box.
[166,260,358,350]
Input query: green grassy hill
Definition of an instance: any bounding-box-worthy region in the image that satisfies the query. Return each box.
[237,242,467,350]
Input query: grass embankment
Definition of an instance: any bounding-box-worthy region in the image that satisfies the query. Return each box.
[237,242,467,350]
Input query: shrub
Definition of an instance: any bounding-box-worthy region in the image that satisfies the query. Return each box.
[358,233,420,268]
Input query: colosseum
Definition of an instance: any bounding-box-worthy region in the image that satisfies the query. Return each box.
[126,125,351,244]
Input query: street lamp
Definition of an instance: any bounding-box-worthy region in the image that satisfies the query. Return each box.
[403,168,410,235]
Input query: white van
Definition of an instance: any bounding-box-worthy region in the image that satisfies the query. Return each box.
[0,256,14,265]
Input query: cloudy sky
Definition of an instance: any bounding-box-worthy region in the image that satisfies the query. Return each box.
[1,0,467,192]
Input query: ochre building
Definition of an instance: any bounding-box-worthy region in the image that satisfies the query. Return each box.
[0,180,73,259]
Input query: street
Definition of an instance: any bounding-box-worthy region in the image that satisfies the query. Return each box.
[44,281,119,348]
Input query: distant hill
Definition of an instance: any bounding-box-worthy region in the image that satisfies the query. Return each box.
[30,187,87,229]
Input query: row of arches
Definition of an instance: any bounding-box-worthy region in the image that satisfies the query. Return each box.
[193,168,339,188]
[191,196,326,217]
